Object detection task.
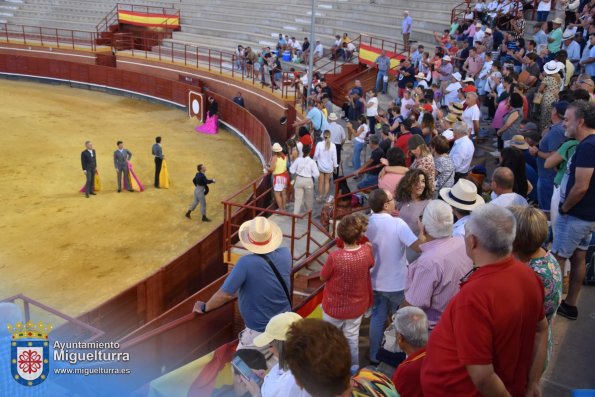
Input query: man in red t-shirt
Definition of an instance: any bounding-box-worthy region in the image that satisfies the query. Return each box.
[395,119,414,166]
[391,306,428,397]
[421,204,548,397]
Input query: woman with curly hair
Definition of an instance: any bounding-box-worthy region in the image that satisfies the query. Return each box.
[396,169,432,236]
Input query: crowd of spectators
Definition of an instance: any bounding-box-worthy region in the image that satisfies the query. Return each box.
[195,2,595,396]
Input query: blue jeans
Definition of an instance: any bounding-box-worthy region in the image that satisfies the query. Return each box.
[369,290,404,363]
[357,173,378,190]
[552,214,595,258]
[538,177,555,212]
[375,70,388,94]
[537,11,549,22]
[352,140,365,171]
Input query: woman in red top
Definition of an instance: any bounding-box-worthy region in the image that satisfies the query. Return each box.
[321,213,374,373]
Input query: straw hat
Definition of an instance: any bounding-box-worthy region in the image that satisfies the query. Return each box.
[452,72,462,81]
[443,55,452,62]
[449,102,465,115]
[552,17,563,25]
[238,216,283,254]
[485,28,493,34]
[272,142,284,152]
[562,29,575,40]
[444,113,459,124]
[439,179,485,211]
[415,72,426,79]
[462,77,475,84]
[509,135,529,150]
[328,112,338,121]
[543,60,562,75]
[253,312,303,347]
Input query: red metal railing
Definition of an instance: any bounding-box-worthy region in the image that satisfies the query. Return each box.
[2,294,104,342]
[0,23,97,50]
[116,33,300,98]
[222,173,332,265]
[451,0,473,24]
[95,3,180,33]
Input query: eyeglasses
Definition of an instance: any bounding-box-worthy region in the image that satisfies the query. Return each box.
[459,267,478,285]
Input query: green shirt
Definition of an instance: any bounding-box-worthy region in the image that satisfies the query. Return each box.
[450,22,459,36]
[554,139,578,186]
[548,28,562,53]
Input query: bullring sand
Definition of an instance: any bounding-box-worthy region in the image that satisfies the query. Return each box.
[0,79,261,317]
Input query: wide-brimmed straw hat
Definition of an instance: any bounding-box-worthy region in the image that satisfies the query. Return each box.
[444,113,459,124]
[443,55,452,62]
[449,102,465,115]
[509,135,529,150]
[552,17,563,25]
[328,112,338,121]
[439,179,485,211]
[272,142,284,152]
[562,30,575,40]
[238,216,283,254]
[543,60,562,75]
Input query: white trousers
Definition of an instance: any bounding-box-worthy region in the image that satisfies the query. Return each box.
[323,311,363,370]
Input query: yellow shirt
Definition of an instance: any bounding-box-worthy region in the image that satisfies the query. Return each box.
[273,155,287,175]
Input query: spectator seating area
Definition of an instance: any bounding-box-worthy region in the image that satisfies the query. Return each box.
[0,0,459,58]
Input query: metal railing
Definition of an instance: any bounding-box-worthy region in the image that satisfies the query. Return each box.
[451,0,525,23]
[2,294,105,343]
[222,173,333,265]
[116,33,300,98]
[0,23,98,50]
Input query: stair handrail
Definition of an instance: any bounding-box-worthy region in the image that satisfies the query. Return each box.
[451,0,474,24]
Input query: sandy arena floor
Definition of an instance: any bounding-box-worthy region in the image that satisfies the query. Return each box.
[0,79,262,317]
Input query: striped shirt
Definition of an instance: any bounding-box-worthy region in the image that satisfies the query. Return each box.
[405,237,473,328]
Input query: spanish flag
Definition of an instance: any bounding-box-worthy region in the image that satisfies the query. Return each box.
[358,44,405,75]
[148,341,237,397]
[118,10,180,29]
[147,289,324,396]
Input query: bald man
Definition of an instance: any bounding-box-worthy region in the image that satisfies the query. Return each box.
[490,167,529,207]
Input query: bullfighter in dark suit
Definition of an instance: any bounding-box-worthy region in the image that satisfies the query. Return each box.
[152,136,164,188]
[114,141,133,192]
[81,141,97,198]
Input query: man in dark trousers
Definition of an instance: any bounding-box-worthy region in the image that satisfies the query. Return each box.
[113,141,133,192]
[81,140,97,198]
[185,164,215,222]
[152,136,164,188]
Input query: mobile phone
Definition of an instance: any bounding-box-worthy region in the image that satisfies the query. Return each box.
[231,356,263,386]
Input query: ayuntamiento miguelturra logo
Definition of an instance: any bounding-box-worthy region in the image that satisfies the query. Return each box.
[9,320,52,387]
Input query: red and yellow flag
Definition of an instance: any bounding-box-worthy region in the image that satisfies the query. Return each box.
[118,10,180,28]
[358,44,405,75]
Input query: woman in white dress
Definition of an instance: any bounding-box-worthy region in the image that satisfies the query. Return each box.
[314,130,338,202]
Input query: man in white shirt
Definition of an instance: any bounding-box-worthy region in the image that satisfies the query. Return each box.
[487,0,499,20]
[402,11,413,51]
[366,188,422,364]
[313,40,324,64]
[474,24,485,44]
[562,30,581,69]
[444,72,463,107]
[462,92,481,136]
[490,167,529,207]
[327,113,346,178]
[449,122,475,181]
